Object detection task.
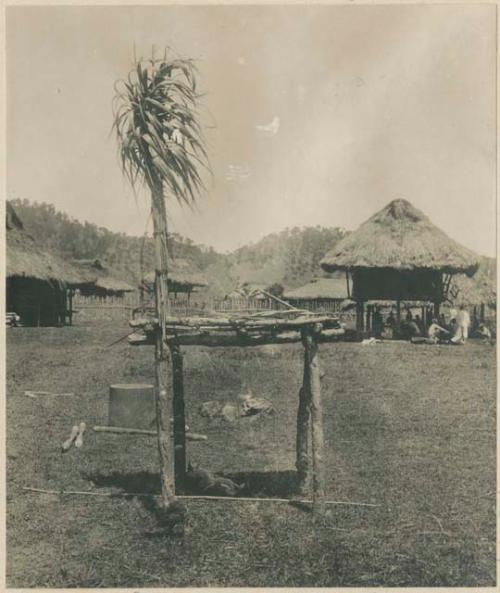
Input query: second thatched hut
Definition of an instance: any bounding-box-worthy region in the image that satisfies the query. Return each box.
[282,274,349,313]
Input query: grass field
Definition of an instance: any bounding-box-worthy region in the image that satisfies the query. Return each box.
[6,321,496,587]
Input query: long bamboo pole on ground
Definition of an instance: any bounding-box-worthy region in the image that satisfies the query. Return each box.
[169,342,187,492]
[302,327,325,516]
[151,183,176,508]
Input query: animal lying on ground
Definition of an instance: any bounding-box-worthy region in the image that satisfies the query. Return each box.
[186,462,245,496]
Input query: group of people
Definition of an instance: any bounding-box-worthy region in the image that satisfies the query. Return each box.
[425,306,471,344]
[371,304,491,345]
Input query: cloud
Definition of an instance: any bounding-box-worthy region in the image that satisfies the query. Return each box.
[225,164,251,181]
[256,116,280,136]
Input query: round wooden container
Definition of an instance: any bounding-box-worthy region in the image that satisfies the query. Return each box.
[108,383,156,429]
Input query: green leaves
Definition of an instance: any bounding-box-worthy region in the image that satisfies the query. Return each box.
[112,49,209,206]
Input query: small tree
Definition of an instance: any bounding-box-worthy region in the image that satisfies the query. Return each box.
[113,49,208,508]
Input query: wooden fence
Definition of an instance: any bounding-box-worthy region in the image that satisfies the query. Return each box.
[71,292,352,324]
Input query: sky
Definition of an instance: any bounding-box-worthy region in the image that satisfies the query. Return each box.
[6,4,497,255]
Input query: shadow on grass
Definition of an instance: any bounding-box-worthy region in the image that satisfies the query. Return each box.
[225,469,299,497]
[85,468,300,498]
[84,468,310,533]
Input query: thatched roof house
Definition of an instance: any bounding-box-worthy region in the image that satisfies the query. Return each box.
[6,203,80,325]
[321,199,479,276]
[320,199,481,332]
[7,203,81,285]
[142,258,208,295]
[72,259,134,296]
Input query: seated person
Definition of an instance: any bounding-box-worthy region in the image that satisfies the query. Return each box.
[427,318,449,343]
[386,311,395,328]
[475,323,492,340]
[414,314,423,334]
[407,320,421,338]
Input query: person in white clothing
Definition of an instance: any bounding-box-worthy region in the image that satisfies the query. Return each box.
[427,319,449,343]
[451,305,470,344]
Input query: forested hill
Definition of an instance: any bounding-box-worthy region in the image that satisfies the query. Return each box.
[8,199,347,296]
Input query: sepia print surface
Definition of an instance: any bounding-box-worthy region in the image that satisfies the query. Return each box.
[4,3,497,588]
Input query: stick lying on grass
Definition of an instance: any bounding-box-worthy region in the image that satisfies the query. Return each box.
[22,486,380,507]
[92,425,208,441]
[25,390,74,398]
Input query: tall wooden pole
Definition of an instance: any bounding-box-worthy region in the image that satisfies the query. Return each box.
[151,182,176,507]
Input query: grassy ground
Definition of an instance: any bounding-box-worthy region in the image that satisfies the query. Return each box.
[6,321,496,587]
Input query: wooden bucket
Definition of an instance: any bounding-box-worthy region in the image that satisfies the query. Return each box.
[108,383,155,429]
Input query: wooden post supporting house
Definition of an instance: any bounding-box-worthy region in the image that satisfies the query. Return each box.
[68,289,74,326]
[356,300,365,336]
[433,301,440,319]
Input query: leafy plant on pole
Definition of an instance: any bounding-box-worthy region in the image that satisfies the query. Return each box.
[113,49,208,510]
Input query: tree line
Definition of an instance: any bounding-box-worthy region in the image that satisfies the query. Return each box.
[8,198,347,296]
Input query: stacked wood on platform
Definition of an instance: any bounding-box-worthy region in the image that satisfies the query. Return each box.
[128,309,345,347]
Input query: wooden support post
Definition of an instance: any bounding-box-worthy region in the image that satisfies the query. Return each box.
[433,301,440,318]
[169,342,187,493]
[356,300,365,337]
[302,327,325,516]
[296,362,311,497]
[68,289,73,326]
[480,303,485,323]
[345,270,351,300]
[396,300,401,328]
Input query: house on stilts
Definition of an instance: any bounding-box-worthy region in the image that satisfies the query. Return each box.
[320,199,481,336]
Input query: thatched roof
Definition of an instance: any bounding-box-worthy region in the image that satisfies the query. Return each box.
[6,203,81,284]
[72,259,134,292]
[143,258,208,291]
[283,276,348,301]
[321,199,480,276]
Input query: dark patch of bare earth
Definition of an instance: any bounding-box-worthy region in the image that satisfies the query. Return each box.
[6,321,496,587]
